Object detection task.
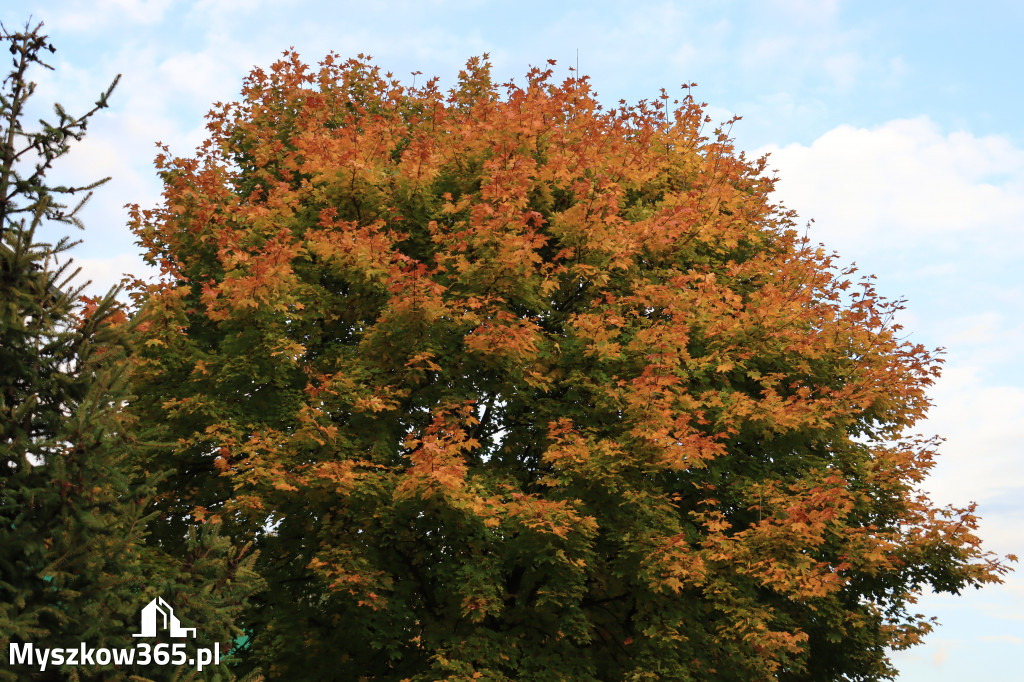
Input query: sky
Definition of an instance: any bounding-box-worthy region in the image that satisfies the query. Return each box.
[3,1,1021,678]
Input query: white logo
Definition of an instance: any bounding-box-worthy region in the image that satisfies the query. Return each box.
[133,597,197,638]
[8,597,220,673]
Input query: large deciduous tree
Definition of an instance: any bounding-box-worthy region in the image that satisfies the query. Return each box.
[127,51,1013,680]
[0,22,260,681]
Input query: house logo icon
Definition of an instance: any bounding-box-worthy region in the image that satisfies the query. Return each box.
[133,597,197,638]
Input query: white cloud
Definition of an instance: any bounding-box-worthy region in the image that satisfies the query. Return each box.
[190,0,271,13]
[69,253,157,298]
[931,643,950,667]
[154,45,259,112]
[920,365,1024,513]
[946,312,1004,346]
[49,0,175,31]
[756,117,1024,255]
[767,0,841,24]
[978,635,1024,644]
[822,52,863,91]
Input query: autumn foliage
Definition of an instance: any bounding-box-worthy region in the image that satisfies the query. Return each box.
[127,51,1012,680]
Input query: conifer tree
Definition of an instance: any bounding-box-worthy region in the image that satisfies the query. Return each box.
[0,21,261,681]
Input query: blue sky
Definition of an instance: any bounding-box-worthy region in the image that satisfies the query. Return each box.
[4,1,1021,678]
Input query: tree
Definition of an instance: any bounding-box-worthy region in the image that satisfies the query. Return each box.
[126,50,1014,680]
[0,21,261,681]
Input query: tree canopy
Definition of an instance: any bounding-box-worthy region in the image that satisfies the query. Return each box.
[127,51,1013,680]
